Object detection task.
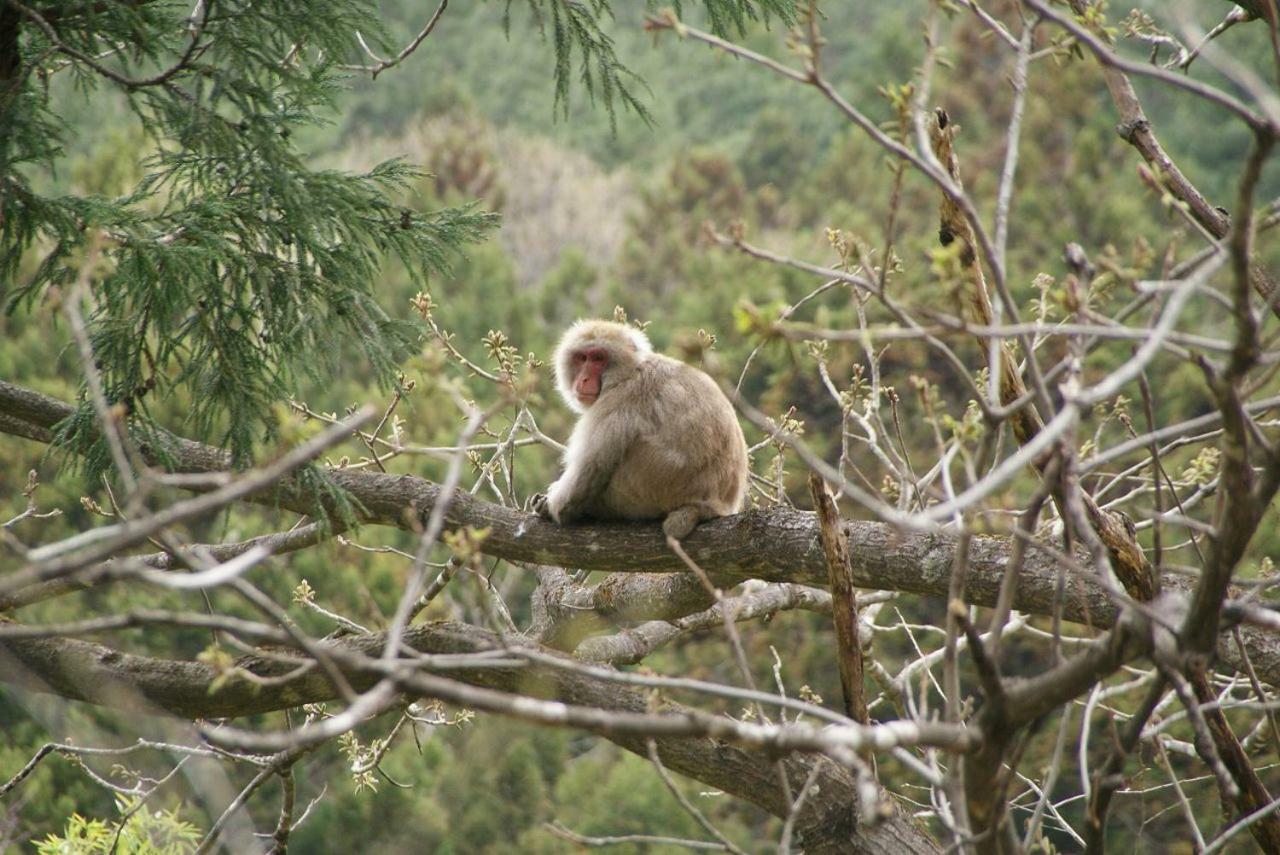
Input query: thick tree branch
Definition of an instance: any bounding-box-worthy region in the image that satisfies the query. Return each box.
[3,379,1280,690]
[0,621,940,854]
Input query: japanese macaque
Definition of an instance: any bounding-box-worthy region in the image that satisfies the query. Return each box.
[532,319,748,539]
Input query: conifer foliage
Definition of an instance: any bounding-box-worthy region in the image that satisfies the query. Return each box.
[0,1,499,463]
[0,0,795,466]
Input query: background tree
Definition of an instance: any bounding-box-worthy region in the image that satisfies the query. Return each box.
[3,1,1280,853]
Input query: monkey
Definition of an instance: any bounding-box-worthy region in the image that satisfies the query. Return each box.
[532,319,748,540]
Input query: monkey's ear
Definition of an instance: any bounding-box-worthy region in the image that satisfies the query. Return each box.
[623,326,652,355]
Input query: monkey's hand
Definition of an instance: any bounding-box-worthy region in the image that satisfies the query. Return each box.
[530,491,555,522]
[532,479,576,523]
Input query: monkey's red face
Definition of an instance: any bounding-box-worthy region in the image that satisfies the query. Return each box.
[571,347,609,407]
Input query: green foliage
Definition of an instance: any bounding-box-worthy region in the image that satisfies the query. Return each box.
[289,719,570,854]
[2,1,499,466]
[0,697,115,847]
[503,0,797,131]
[454,741,548,849]
[739,106,821,192]
[7,1,1280,852]
[679,0,799,33]
[553,748,737,854]
[508,0,651,131]
[34,797,201,855]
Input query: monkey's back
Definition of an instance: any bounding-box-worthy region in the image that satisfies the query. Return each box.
[596,354,747,520]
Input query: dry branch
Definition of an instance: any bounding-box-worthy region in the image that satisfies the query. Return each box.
[928,110,1157,603]
[0,620,940,854]
[1,380,1278,689]
[809,472,868,724]
[1052,0,1280,319]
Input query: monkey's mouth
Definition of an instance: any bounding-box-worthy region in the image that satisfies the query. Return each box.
[575,392,598,406]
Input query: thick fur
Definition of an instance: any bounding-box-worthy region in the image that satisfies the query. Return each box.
[537,320,748,538]
[553,319,653,413]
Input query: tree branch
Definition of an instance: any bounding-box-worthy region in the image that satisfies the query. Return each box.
[3,379,1280,691]
[0,620,941,854]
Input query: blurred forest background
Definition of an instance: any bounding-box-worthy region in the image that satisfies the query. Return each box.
[3,1,1278,852]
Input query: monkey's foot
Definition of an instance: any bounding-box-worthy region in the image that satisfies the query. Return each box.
[662,505,706,540]
[530,492,552,520]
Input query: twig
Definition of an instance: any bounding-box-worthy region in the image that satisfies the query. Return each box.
[339,0,448,78]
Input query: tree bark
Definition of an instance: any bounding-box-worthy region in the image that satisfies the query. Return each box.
[0,621,939,854]
[2,379,1278,690]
